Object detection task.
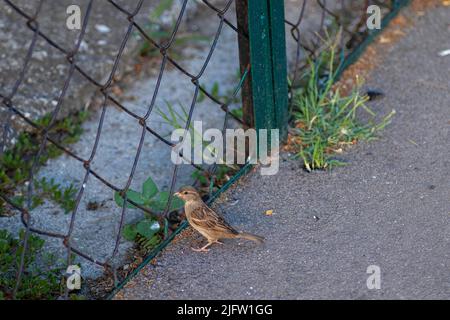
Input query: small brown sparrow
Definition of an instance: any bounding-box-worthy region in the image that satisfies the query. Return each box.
[174,186,264,252]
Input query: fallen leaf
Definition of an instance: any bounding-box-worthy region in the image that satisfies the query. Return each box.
[379,36,391,44]
[265,209,273,216]
[391,15,408,27]
[443,0,450,6]
[392,29,406,37]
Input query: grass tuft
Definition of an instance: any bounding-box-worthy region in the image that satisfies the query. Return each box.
[289,41,395,171]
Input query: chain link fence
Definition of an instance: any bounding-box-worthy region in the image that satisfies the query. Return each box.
[0,0,408,299]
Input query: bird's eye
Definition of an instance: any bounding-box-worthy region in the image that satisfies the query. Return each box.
[183,191,188,195]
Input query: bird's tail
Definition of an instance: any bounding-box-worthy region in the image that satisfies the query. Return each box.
[237,232,265,244]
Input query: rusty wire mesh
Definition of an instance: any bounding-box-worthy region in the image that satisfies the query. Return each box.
[0,0,398,299]
[0,0,250,299]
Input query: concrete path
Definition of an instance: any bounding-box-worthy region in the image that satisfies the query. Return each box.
[115,5,450,300]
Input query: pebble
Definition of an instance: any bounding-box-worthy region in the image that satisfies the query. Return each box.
[95,24,111,33]
[33,51,48,61]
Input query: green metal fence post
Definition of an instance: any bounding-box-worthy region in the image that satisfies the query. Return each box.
[246,0,288,141]
[236,0,254,130]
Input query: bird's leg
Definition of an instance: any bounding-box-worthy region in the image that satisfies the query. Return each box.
[214,240,223,245]
[191,241,214,252]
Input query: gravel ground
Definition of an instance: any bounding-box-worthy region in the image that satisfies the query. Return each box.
[115,5,450,299]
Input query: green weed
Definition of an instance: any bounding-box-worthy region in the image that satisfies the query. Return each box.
[34,177,77,214]
[290,42,395,171]
[0,229,64,300]
[114,176,184,252]
[0,111,88,216]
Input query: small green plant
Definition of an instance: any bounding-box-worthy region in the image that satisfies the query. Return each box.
[4,178,77,216]
[0,229,64,300]
[114,177,184,251]
[156,100,191,131]
[156,101,226,165]
[197,81,242,107]
[196,79,243,123]
[8,194,43,211]
[290,41,395,171]
[191,164,234,190]
[122,218,162,252]
[156,100,213,160]
[0,111,88,216]
[157,101,240,195]
[114,177,183,213]
[34,177,77,214]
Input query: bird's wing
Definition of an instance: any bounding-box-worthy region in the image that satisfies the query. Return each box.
[190,204,239,235]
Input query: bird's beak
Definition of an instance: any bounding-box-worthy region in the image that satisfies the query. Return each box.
[173,191,181,197]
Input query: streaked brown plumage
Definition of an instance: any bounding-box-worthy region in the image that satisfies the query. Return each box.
[174,186,264,252]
